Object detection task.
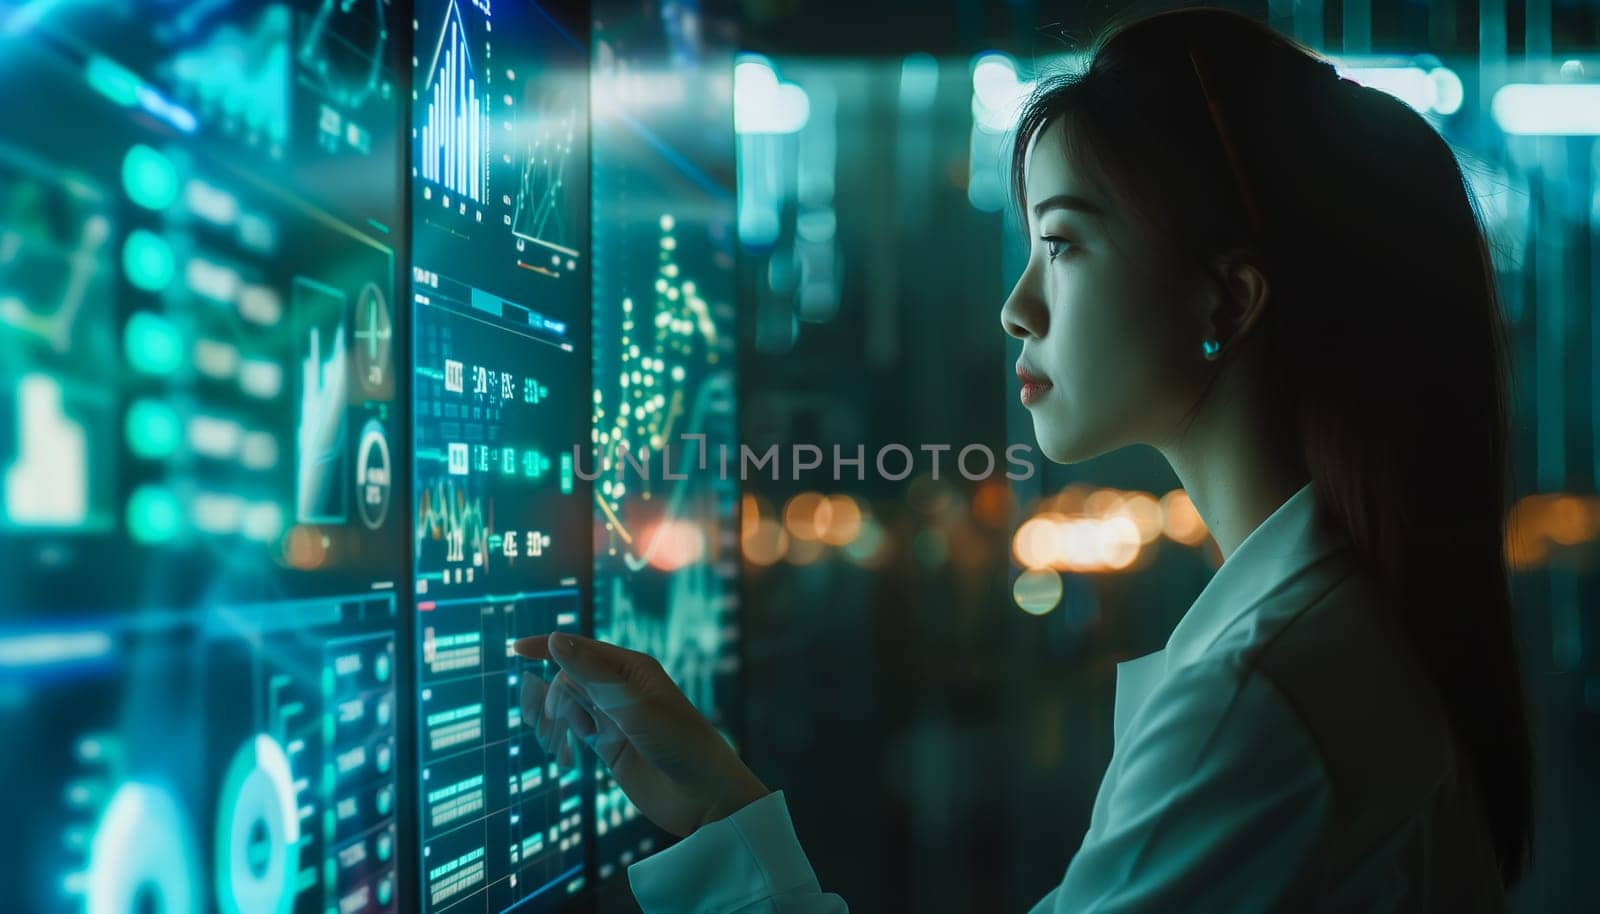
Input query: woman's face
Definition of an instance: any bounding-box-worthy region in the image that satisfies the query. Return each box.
[1001,118,1212,463]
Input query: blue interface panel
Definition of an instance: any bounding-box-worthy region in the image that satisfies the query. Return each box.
[410,0,592,911]
[0,2,406,913]
[589,0,741,880]
[0,0,735,909]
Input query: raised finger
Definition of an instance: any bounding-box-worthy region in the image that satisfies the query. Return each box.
[511,635,552,662]
[518,634,647,713]
[542,634,642,692]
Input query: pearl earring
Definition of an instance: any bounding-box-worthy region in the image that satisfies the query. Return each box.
[1201,338,1221,360]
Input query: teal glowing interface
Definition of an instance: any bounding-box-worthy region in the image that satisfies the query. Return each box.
[0,0,735,912]
[0,2,407,914]
[410,0,592,910]
[589,0,741,881]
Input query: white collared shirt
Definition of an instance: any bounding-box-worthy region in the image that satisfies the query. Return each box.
[626,482,1506,912]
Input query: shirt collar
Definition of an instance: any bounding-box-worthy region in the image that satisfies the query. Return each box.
[1164,480,1352,668]
[1110,482,1356,748]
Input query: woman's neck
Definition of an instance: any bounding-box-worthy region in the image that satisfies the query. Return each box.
[1158,371,1308,560]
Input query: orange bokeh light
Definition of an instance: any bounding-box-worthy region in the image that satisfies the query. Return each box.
[818,494,863,546]
[783,492,826,541]
[644,520,706,571]
[1161,489,1209,546]
[743,518,789,566]
[284,524,327,570]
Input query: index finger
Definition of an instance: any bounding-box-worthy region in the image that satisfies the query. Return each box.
[512,635,552,661]
[513,633,637,684]
[539,633,657,688]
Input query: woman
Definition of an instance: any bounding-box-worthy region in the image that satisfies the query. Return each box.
[517,7,1534,911]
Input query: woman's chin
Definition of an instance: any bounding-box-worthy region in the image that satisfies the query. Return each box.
[1030,424,1076,465]
[1031,417,1107,465]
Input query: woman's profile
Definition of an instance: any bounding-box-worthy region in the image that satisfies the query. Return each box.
[517,7,1534,911]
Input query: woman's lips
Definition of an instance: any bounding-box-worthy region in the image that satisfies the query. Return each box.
[1017,366,1053,406]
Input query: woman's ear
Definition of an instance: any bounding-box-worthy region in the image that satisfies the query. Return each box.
[1204,250,1271,349]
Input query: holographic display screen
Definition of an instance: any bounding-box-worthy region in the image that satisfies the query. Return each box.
[410,0,592,911]
[590,0,740,880]
[0,3,407,914]
[0,0,734,908]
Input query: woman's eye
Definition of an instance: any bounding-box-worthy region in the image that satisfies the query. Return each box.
[1041,237,1075,260]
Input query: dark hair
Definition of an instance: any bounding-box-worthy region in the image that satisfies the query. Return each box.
[1010,6,1533,885]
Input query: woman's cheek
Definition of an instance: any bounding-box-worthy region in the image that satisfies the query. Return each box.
[1057,286,1118,398]
[1056,283,1149,436]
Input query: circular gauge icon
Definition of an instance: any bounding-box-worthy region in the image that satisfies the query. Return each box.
[356,419,391,529]
[353,282,392,392]
[215,735,299,914]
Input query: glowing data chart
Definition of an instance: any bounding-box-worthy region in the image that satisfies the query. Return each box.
[588,0,741,877]
[418,0,487,206]
[1,4,406,913]
[411,0,589,297]
[2,71,403,599]
[412,266,581,595]
[588,215,740,879]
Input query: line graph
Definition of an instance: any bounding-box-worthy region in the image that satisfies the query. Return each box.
[603,553,721,710]
[593,216,731,570]
[0,143,113,356]
[509,96,580,274]
[298,0,389,111]
[415,477,491,585]
[297,0,391,154]
[591,212,738,738]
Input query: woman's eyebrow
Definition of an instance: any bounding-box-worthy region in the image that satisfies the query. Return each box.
[1031,193,1107,218]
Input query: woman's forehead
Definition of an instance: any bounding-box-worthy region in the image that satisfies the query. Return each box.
[1024,120,1090,206]
[1023,120,1113,222]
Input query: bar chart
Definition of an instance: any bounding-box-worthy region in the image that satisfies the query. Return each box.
[418,0,486,204]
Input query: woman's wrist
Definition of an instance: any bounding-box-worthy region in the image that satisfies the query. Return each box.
[698,769,771,829]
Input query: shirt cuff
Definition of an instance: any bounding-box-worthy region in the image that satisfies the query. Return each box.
[627,790,821,914]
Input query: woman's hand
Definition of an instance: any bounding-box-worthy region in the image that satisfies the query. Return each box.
[514,632,769,837]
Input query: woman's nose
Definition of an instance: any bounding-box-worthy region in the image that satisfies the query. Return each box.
[1001,273,1046,340]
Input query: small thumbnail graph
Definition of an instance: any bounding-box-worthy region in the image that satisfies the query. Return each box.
[166,4,292,155]
[297,0,392,154]
[509,96,580,276]
[294,277,349,524]
[298,0,389,110]
[418,0,487,204]
[416,478,491,581]
[0,146,114,356]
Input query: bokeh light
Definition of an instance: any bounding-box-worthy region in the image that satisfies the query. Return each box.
[1014,569,1063,615]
